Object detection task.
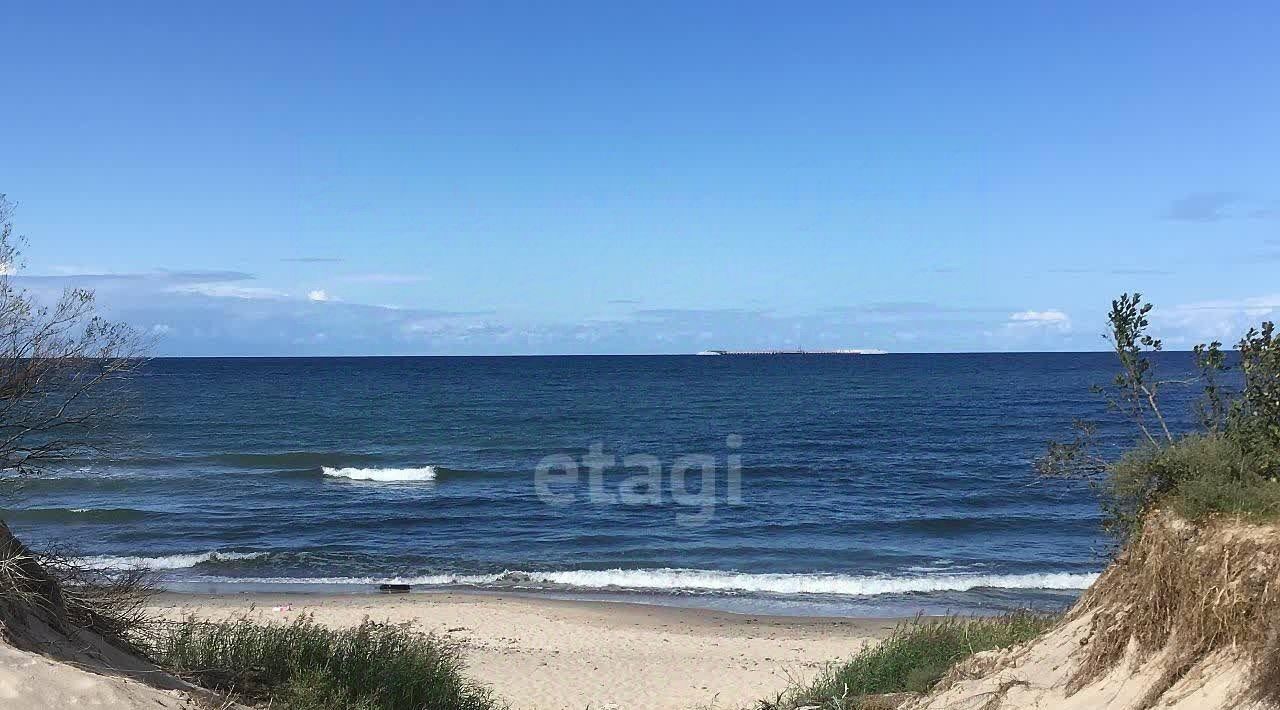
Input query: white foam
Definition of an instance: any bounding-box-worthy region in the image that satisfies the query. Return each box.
[321,466,437,482]
[512,569,1098,595]
[198,568,1098,596]
[75,551,267,570]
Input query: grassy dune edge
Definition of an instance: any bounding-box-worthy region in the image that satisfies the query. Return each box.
[753,612,1055,710]
[144,615,505,710]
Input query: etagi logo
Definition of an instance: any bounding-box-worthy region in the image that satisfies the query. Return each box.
[533,435,744,526]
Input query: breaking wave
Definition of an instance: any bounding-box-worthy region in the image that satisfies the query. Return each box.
[74,551,269,570]
[198,568,1098,596]
[320,466,438,482]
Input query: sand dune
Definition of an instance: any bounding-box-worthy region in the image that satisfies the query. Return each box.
[901,612,1263,710]
[905,514,1279,710]
[15,514,1273,710]
[0,641,204,710]
[148,592,896,710]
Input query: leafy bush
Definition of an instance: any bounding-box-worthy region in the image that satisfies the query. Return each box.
[755,613,1054,710]
[1039,294,1280,537]
[1232,322,1280,472]
[1110,434,1280,524]
[145,615,504,710]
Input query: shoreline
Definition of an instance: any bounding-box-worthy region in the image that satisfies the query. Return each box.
[151,587,910,626]
[149,590,902,709]
[154,581,974,618]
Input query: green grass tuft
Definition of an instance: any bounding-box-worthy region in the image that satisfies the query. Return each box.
[1108,433,1280,536]
[755,612,1055,710]
[145,614,504,710]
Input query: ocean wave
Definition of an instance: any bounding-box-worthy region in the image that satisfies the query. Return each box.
[0,507,157,523]
[56,451,392,471]
[321,466,438,482]
[75,551,268,570]
[213,452,389,469]
[198,567,1098,596]
[15,475,177,494]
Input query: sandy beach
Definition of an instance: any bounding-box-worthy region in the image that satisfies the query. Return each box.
[148,592,897,710]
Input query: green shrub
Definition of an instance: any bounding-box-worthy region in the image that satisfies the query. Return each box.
[1109,434,1280,528]
[273,668,386,710]
[1231,322,1280,475]
[145,615,504,710]
[1040,293,1280,538]
[756,613,1054,710]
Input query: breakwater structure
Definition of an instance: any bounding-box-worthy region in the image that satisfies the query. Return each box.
[695,348,887,356]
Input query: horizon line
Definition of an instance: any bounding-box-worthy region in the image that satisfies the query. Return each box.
[142,348,1178,359]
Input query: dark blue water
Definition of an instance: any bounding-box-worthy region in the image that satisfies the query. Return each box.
[4,353,1207,615]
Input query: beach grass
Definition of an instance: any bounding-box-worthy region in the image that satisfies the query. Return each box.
[754,612,1055,710]
[144,614,504,710]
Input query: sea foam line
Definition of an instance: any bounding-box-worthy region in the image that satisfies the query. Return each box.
[198,568,1099,596]
[321,466,438,482]
[74,551,268,570]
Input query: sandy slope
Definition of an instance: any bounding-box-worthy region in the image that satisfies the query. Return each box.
[903,515,1280,710]
[11,579,1268,709]
[149,591,896,710]
[0,595,228,710]
[900,611,1264,710]
[0,641,204,709]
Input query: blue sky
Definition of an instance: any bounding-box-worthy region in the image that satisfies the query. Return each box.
[4,2,1277,355]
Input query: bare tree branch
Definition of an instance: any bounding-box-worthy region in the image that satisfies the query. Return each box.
[0,195,148,492]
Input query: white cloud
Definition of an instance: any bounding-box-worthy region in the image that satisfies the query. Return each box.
[15,265,1106,354]
[1160,294,1280,344]
[175,283,288,300]
[1173,295,1280,318]
[1005,310,1072,336]
[1009,310,1070,326]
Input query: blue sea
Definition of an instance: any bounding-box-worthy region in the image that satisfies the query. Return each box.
[4,353,1206,616]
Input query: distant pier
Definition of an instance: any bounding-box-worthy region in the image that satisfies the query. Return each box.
[695,349,887,356]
